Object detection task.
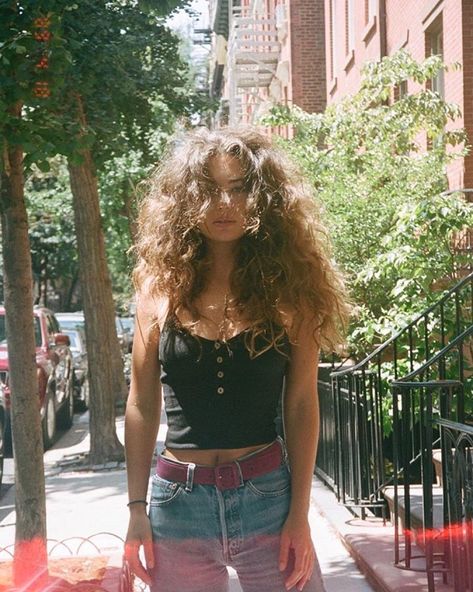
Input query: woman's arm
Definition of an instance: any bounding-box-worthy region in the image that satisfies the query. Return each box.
[279,311,320,592]
[124,292,162,585]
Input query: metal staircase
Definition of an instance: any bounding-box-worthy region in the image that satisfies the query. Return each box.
[316,271,472,590]
[227,0,283,125]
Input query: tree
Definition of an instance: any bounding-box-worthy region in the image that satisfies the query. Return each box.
[0,3,68,586]
[26,161,79,309]
[264,51,472,356]
[0,0,193,585]
[58,2,196,463]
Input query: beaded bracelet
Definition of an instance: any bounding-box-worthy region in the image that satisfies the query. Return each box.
[127,499,148,507]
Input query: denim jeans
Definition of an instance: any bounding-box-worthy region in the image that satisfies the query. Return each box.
[148,439,325,592]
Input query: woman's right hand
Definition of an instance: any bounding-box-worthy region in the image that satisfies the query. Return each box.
[125,509,155,585]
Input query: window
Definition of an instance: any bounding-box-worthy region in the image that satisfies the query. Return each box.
[430,27,444,98]
[330,0,337,79]
[365,0,377,24]
[345,0,355,54]
[399,80,408,98]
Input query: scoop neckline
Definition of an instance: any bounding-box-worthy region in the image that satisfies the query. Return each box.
[162,314,252,343]
[195,327,251,343]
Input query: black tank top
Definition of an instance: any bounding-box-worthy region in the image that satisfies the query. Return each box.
[159,316,290,449]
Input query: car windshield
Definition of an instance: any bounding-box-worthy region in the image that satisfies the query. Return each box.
[0,315,42,347]
[58,318,85,332]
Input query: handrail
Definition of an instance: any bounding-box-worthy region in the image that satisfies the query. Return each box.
[391,325,473,383]
[390,378,473,590]
[318,270,472,518]
[435,416,473,435]
[331,271,472,379]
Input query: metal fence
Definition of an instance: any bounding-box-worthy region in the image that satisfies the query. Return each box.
[390,373,473,592]
[318,272,473,515]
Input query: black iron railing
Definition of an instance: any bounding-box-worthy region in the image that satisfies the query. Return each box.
[390,331,473,592]
[317,271,473,515]
[437,417,473,592]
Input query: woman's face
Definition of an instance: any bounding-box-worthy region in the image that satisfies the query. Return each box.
[199,154,249,244]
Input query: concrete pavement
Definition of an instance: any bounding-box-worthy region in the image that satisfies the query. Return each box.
[0,411,375,592]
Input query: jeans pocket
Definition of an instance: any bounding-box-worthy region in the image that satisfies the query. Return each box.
[149,474,185,507]
[246,463,291,497]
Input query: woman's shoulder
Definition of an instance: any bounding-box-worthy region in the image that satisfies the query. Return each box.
[135,284,170,332]
[276,301,319,344]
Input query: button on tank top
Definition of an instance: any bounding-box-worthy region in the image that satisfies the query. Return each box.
[159,317,290,449]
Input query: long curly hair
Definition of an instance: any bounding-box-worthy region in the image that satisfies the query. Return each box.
[132,126,350,357]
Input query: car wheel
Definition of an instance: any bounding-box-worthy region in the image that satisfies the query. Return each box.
[0,413,4,488]
[42,390,56,449]
[57,377,74,430]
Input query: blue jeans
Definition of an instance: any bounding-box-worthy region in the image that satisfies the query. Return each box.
[148,439,325,592]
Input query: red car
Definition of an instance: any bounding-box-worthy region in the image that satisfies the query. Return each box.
[0,306,74,452]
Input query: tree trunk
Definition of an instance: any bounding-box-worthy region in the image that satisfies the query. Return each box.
[0,103,48,588]
[67,95,125,465]
[65,272,79,311]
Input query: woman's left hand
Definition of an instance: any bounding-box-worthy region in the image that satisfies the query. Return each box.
[279,513,315,591]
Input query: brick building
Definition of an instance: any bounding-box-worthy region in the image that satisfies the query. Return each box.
[209,0,472,190]
[326,0,473,190]
[209,0,327,132]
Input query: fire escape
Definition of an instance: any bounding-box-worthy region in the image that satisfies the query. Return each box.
[227,1,283,126]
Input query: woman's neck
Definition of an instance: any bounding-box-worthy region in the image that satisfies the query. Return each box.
[205,240,238,287]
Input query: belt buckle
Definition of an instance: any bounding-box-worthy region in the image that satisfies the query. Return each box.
[214,462,242,491]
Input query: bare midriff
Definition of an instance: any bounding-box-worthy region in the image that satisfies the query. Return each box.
[163,443,273,467]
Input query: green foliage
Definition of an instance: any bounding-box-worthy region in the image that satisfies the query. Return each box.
[98,119,175,309]
[263,51,471,357]
[25,159,79,307]
[1,0,203,309]
[1,1,203,170]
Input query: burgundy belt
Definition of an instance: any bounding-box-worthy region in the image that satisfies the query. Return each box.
[156,439,284,491]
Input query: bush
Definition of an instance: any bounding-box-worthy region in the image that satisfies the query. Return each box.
[263,51,472,357]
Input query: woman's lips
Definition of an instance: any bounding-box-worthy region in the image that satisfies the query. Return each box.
[213,220,235,226]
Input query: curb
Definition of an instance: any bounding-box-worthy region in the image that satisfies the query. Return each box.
[310,479,453,592]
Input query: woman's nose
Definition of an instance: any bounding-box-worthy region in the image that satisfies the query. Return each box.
[217,190,231,206]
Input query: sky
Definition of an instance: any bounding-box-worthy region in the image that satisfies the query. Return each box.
[167,0,209,34]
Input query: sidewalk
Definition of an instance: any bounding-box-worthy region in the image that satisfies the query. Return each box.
[0,412,374,592]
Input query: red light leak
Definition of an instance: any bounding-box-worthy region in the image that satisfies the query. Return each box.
[404,523,473,543]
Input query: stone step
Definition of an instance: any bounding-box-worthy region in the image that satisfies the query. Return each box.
[383,485,445,552]
[312,478,454,592]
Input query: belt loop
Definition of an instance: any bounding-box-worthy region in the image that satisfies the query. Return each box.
[185,462,196,492]
[234,461,244,488]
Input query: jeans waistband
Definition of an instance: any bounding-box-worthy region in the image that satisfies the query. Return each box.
[156,438,287,492]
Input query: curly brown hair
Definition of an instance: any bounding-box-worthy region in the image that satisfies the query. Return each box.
[132,126,350,357]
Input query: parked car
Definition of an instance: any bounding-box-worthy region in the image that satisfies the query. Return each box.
[55,311,85,333]
[0,306,74,451]
[57,312,130,354]
[62,328,89,411]
[119,317,135,352]
[115,316,132,355]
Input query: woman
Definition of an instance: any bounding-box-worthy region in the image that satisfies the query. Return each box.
[125,127,349,592]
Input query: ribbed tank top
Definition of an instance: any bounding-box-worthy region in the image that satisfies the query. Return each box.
[159,316,290,449]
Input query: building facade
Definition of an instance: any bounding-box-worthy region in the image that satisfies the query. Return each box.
[209,0,472,191]
[209,0,326,133]
[325,0,473,190]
